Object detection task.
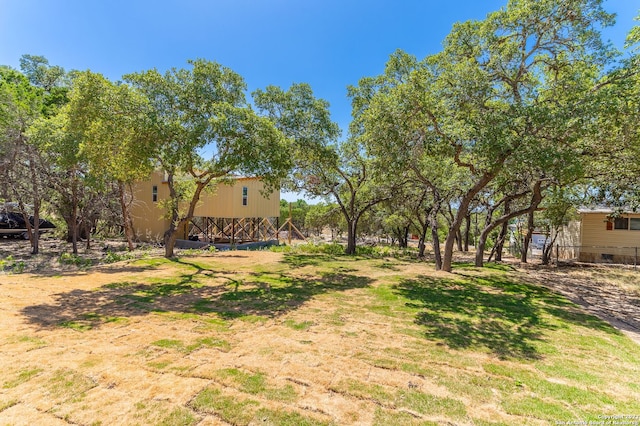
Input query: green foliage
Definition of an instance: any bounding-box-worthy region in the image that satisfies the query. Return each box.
[279,199,311,233]
[58,252,93,268]
[124,59,292,257]
[255,83,393,255]
[354,0,623,270]
[70,71,156,185]
[304,202,344,236]
[104,251,136,264]
[271,241,413,259]
[253,83,341,194]
[0,255,25,274]
[0,66,42,125]
[19,54,67,91]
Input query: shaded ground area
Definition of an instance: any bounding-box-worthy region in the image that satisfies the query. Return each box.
[21,259,372,329]
[1,247,640,425]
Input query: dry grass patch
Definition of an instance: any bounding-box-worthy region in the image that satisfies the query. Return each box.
[1,247,640,425]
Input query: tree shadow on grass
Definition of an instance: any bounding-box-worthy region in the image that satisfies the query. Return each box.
[20,258,373,330]
[280,252,424,269]
[394,274,622,360]
[280,253,353,268]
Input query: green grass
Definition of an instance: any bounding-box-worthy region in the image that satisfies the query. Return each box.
[6,334,47,350]
[283,319,315,331]
[47,369,96,401]
[103,251,137,264]
[131,257,172,268]
[214,368,298,401]
[151,337,231,353]
[0,399,18,413]
[3,367,43,388]
[58,312,128,331]
[157,407,198,426]
[253,408,332,425]
[190,387,260,425]
[191,386,326,425]
[331,379,466,418]
[134,400,199,426]
[372,407,439,426]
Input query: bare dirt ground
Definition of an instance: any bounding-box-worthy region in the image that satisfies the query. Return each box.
[1,239,639,425]
[521,263,640,345]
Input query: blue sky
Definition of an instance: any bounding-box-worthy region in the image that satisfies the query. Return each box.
[1,1,637,129]
[1,0,637,201]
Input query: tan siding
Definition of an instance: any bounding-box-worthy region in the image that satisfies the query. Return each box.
[129,172,280,242]
[193,178,280,218]
[129,172,171,242]
[579,213,640,262]
[581,213,640,247]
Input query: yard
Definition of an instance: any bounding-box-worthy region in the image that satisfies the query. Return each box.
[1,245,639,425]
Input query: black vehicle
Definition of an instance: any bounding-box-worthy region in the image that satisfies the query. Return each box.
[0,210,56,239]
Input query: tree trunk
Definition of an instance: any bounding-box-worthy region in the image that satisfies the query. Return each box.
[432,221,442,270]
[28,157,41,255]
[395,226,408,248]
[71,175,79,255]
[521,210,535,263]
[463,213,471,252]
[164,227,178,258]
[541,233,557,265]
[427,204,442,270]
[495,201,511,261]
[455,229,463,252]
[18,202,38,255]
[118,181,135,251]
[345,219,357,255]
[32,217,40,255]
[478,181,545,267]
[162,173,215,258]
[442,173,495,272]
[495,220,508,262]
[418,221,429,257]
[85,219,92,250]
[475,228,489,267]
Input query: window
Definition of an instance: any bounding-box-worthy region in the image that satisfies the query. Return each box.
[242,186,248,206]
[152,185,158,202]
[631,218,640,230]
[614,217,628,230]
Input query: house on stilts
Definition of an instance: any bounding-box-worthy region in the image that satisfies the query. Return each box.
[130,171,280,247]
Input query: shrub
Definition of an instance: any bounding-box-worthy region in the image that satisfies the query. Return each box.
[58,252,93,268]
[104,251,136,264]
